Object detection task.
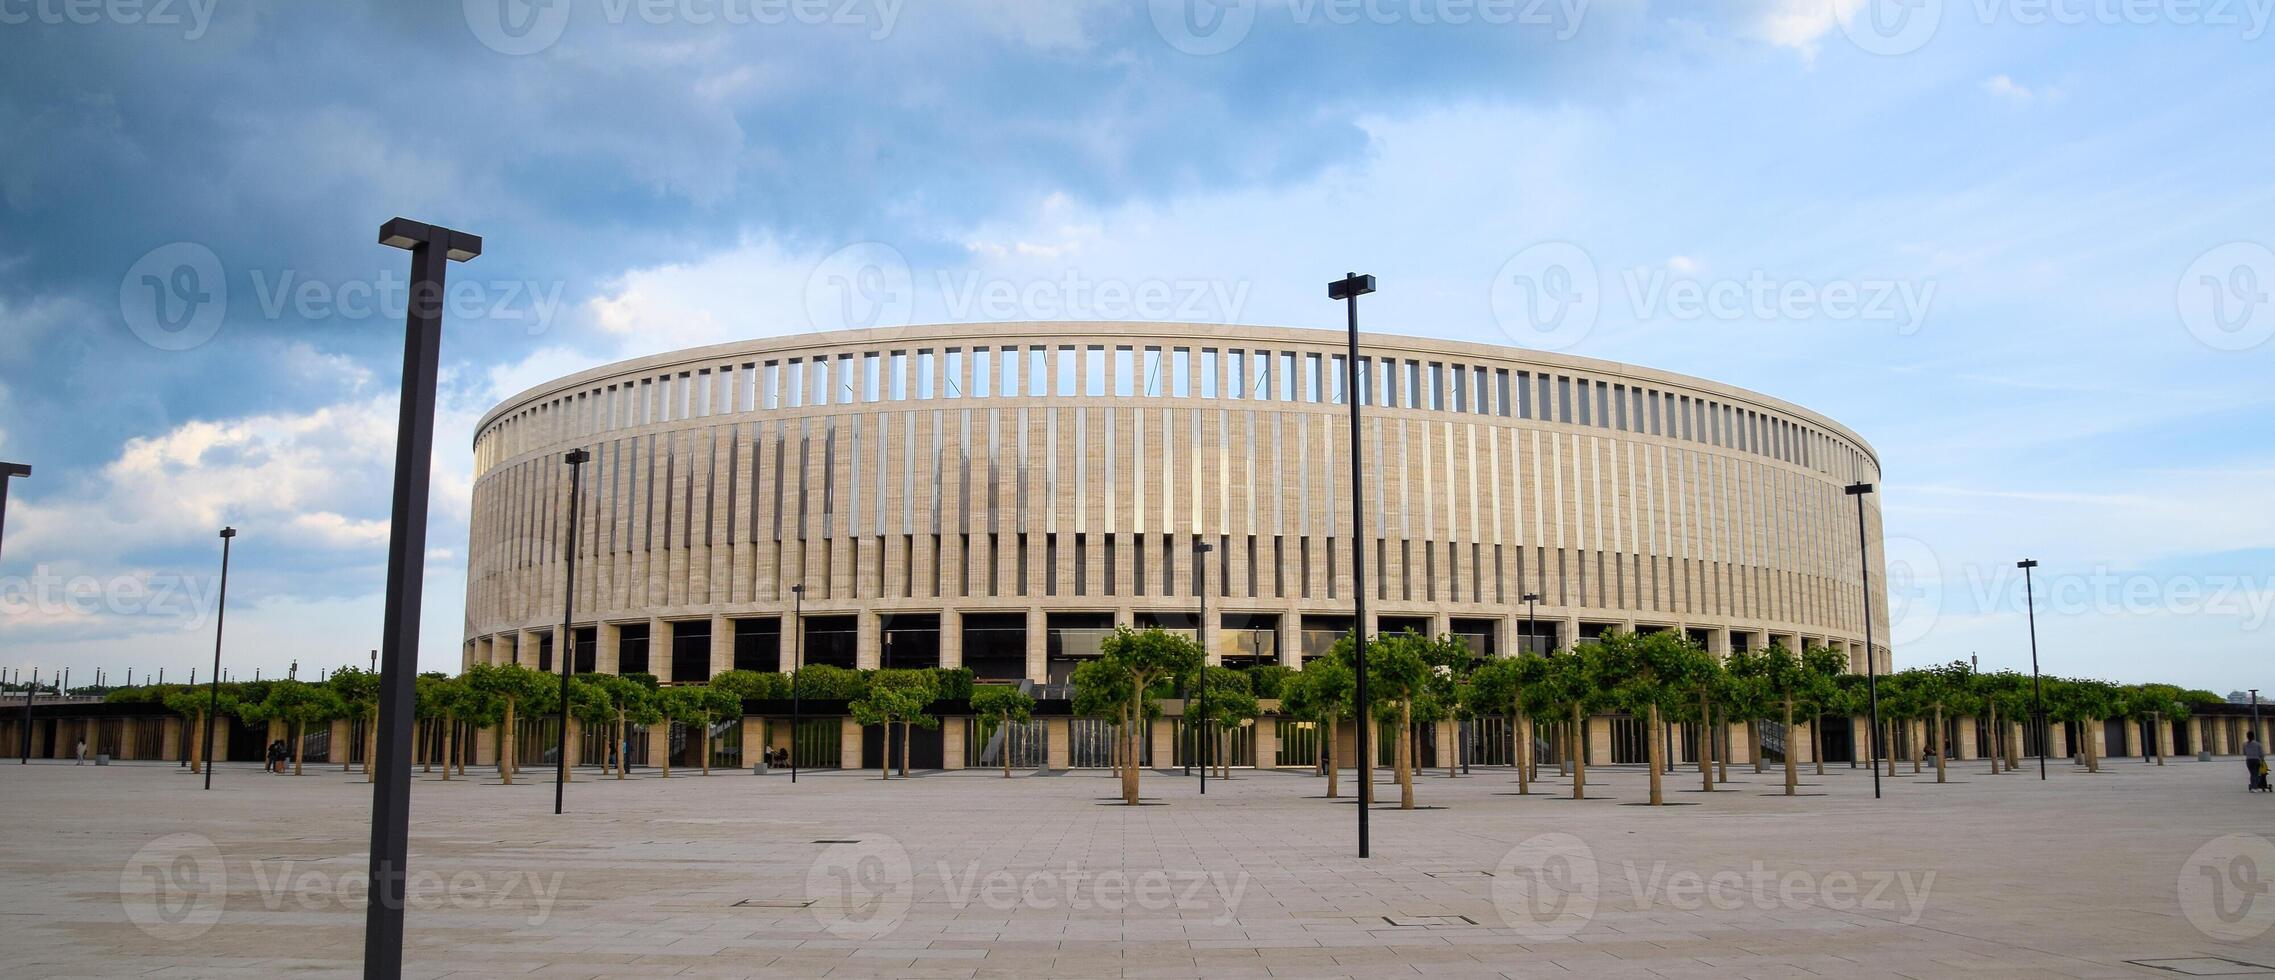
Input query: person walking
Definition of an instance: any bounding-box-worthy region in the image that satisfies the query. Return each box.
[74,736,87,765]
[2246,732,2267,792]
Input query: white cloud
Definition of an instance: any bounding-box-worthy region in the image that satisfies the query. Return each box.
[1982,74,2059,105]
[1750,0,1864,60]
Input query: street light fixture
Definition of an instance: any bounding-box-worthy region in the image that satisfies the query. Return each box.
[554,448,590,815]
[790,583,805,784]
[2017,559,2047,780]
[1521,592,1542,656]
[1195,538,1214,795]
[367,216,481,980]
[2,462,28,764]
[201,527,236,789]
[1328,270,1376,858]
[1843,482,1882,800]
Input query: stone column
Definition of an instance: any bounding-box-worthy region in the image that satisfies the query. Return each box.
[1151,716,1176,768]
[1045,716,1071,769]
[1026,608,1049,683]
[856,610,882,670]
[2048,723,2068,760]
[1253,717,1278,769]
[940,609,964,670]
[597,622,621,675]
[2189,716,2206,756]
[650,618,674,684]
[740,716,765,770]
[839,717,863,770]
[710,614,733,678]
[1957,718,1979,760]
[1586,716,1611,767]
[1278,613,1301,668]
[942,717,965,770]
[648,725,671,769]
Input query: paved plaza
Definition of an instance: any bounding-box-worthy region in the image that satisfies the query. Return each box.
[2,756,2272,978]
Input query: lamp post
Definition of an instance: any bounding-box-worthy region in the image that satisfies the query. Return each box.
[202,527,236,790]
[554,448,590,815]
[1328,270,1376,858]
[367,217,481,980]
[2018,559,2046,780]
[790,583,804,784]
[1196,538,1214,795]
[1843,482,1882,800]
[17,668,32,765]
[1521,592,1541,655]
[2250,689,2261,755]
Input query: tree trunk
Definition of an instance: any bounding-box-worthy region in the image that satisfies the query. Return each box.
[1570,703,1587,800]
[499,699,516,785]
[365,706,378,783]
[1326,717,1340,799]
[1397,702,1415,810]
[1749,719,1764,774]
[662,722,674,778]
[1001,715,1013,778]
[1885,721,1898,777]
[1121,704,1140,805]
[1715,708,1730,783]
[1911,719,1923,774]
[615,712,627,779]
[2154,712,2165,766]
[900,720,911,778]
[1700,693,1714,793]
[2086,721,2101,772]
[701,715,713,776]
[416,721,428,773]
[1646,703,1665,805]
[1782,697,1798,796]
[1810,717,1823,776]
[293,720,306,776]
[187,712,203,773]
[1934,706,1948,783]
[1446,719,1458,778]
[1515,708,1531,796]
[441,714,454,781]
[1987,703,2000,775]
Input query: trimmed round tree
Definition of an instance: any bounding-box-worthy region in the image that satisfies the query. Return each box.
[969,685,1037,778]
[1096,627,1203,806]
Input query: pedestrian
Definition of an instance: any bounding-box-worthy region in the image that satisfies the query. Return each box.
[2246,732,2267,792]
[74,736,87,765]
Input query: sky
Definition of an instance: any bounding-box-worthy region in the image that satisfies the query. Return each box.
[0,0,2269,693]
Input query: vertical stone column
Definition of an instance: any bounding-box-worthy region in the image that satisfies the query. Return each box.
[1586,716,1611,766]
[1254,717,1278,769]
[648,725,670,769]
[1957,719,1978,760]
[596,627,623,677]
[1277,613,1301,668]
[839,717,863,770]
[2189,717,2206,756]
[940,609,964,670]
[943,717,965,770]
[740,716,765,770]
[1045,716,1070,769]
[710,613,733,678]
[656,618,679,683]
[2048,723,2068,760]
[1151,716,1175,768]
[1026,608,1048,683]
[856,610,882,670]
[1563,617,1583,654]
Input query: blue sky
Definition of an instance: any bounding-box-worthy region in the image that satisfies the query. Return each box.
[0,1,2269,692]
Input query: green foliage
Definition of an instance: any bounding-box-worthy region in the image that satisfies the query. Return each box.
[2044,677,2123,723]
[562,676,615,727]
[106,684,175,705]
[1596,630,1717,717]
[163,684,238,720]
[709,669,791,702]
[1363,631,1437,725]
[792,664,869,700]
[969,685,1036,724]
[588,673,662,725]
[251,680,345,731]
[1243,664,1291,700]
[850,670,942,731]
[931,667,975,702]
[1281,654,1355,724]
[621,672,660,691]
[1194,667,1261,730]
[326,667,382,717]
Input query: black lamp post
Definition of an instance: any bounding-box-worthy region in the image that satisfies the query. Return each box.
[1843,482,1882,800]
[17,668,33,765]
[1328,270,1375,858]
[790,583,804,784]
[1196,538,1213,795]
[367,217,481,980]
[203,527,235,790]
[2017,559,2046,780]
[555,448,590,815]
[1521,592,1541,655]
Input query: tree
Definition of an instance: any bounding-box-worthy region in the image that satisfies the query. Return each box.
[1536,644,1613,799]
[558,676,614,779]
[1192,668,1260,781]
[251,680,345,776]
[1971,670,2028,774]
[1908,661,1980,784]
[413,673,451,774]
[1598,630,1717,806]
[1281,650,1355,798]
[1469,655,1538,795]
[162,685,238,774]
[2046,677,2122,772]
[1360,631,1444,810]
[1729,645,1821,796]
[464,663,554,784]
[652,686,726,778]
[850,671,940,780]
[2125,684,2190,766]
[969,686,1037,778]
[327,667,382,780]
[1095,627,1203,805]
[588,673,659,778]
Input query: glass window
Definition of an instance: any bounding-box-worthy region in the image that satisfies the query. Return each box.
[1057,346,1076,397]
[1595,381,1610,429]
[1496,369,1512,417]
[1085,346,1105,397]
[1253,349,1272,401]
[762,361,780,410]
[1557,376,1573,424]
[1115,347,1135,397]
[1227,351,1245,399]
[1450,364,1466,413]
[1404,361,1421,409]
[890,352,908,400]
[944,350,963,399]
[1302,353,1320,403]
[1201,349,1218,398]
[917,350,936,400]
[1279,351,1297,401]
[1173,348,1191,397]
[972,348,991,398]
[1143,348,1164,397]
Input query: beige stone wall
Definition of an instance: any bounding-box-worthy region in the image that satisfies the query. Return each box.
[463,323,1889,680]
